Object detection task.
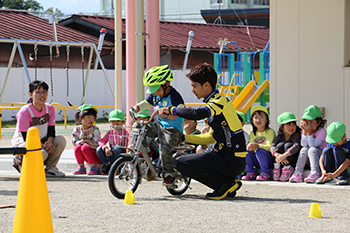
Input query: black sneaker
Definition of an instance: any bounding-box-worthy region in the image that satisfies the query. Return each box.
[206,179,241,200]
[162,175,175,186]
[226,178,242,197]
[101,164,111,175]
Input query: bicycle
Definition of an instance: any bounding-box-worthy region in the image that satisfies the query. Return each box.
[107,108,194,199]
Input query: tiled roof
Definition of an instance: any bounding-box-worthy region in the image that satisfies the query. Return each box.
[60,14,269,52]
[0,9,112,46]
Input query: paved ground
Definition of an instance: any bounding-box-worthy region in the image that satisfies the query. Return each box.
[1,123,350,232]
[1,175,350,233]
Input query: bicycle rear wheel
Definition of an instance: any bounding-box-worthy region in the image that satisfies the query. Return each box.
[108,156,142,199]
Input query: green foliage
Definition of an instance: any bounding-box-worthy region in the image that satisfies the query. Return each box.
[23,0,43,11]
[2,0,43,11]
[3,0,23,9]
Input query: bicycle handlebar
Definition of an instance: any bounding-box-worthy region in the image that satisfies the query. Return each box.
[129,108,171,125]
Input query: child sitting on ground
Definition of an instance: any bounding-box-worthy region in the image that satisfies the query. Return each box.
[71,104,101,175]
[317,122,350,185]
[196,118,215,153]
[242,106,276,181]
[97,109,129,175]
[236,111,250,145]
[183,118,201,153]
[236,111,250,179]
[289,105,327,183]
[183,118,201,135]
[133,109,159,163]
[270,112,301,182]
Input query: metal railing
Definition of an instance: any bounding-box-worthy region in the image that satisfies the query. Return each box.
[0,103,115,139]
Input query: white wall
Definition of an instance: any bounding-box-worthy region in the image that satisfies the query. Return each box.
[270,0,349,130]
[0,67,201,121]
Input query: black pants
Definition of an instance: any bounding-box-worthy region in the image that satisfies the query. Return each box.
[323,147,350,180]
[175,150,245,191]
[275,142,299,167]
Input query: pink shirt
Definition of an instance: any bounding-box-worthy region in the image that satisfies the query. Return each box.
[312,127,328,150]
[301,127,327,150]
[12,103,55,147]
[98,128,129,151]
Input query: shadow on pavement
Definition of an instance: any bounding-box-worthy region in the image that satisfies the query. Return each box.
[0,190,18,196]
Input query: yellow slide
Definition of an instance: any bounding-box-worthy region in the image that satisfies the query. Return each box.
[233,80,269,114]
[218,73,239,101]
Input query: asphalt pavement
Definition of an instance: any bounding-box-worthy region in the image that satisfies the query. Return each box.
[1,124,350,232]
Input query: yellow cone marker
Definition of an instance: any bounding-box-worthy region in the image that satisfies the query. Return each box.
[124,190,136,205]
[13,127,54,233]
[308,202,322,218]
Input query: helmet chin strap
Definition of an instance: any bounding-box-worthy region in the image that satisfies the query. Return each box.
[153,84,170,105]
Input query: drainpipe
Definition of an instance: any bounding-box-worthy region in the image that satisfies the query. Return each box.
[182,31,194,71]
[94,28,107,70]
[29,15,60,60]
[49,15,60,58]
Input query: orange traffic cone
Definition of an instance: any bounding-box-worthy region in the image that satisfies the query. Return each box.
[13,127,53,233]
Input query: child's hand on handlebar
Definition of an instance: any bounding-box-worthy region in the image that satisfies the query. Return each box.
[158,107,170,117]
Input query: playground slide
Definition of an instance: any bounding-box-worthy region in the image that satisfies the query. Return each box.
[233,80,269,114]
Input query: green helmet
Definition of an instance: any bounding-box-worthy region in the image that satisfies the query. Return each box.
[143,65,173,87]
[136,109,151,118]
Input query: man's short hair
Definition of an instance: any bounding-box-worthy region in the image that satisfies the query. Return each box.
[186,62,217,90]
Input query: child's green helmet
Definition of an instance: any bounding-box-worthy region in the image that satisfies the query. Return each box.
[143,65,173,87]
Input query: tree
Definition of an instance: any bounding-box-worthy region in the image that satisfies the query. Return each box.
[3,0,24,9]
[2,0,43,11]
[24,0,43,11]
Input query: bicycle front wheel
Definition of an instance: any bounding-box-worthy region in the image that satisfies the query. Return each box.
[108,156,142,199]
[166,175,191,196]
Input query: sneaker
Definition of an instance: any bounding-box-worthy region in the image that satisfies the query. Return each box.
[289,172,303,183]
[273,168,281,181]
[315,177,333,184]
[101,164,111,175]
[256,172,271,181]
[206,178,242,200]
[73,166,86,175]
[336,178,350,185]
[45,167,65,177]
[241,172,256,181]
[87,166,100,175]
[279,166,294,182]
[304,173,320,183]
[237,171,246,179]
[162,175,175,186]
[226,178,242,198]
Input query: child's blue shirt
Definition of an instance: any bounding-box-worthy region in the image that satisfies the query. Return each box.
[327,139,350,153]
[146,87,184,132]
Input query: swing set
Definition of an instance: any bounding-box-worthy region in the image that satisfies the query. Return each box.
[0,38,115,104]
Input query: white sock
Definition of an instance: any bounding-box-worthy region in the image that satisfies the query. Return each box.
[274,163,280,169]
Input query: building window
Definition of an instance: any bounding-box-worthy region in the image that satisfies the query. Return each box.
[211,0,223,4]
[254,0,269,5]
[231,0,247,4]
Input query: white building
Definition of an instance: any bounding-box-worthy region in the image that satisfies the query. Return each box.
[270,0,350,129]
[100,0,269,23]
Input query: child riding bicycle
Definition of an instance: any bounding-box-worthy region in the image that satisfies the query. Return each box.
[132,65,185,186]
